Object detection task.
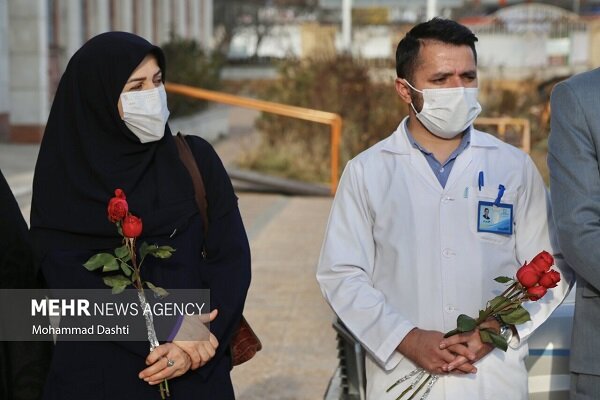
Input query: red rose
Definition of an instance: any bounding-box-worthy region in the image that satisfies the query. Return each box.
[539,270,561,288]
[516,263,541,288]
[114,189,126,199]
[527,285,548,301]
[529,251,554,274]
[107,189,128,223]
[122,214,143,238]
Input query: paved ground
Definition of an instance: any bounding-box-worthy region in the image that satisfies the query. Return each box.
[232,194,337,399]
[0,114,339,399]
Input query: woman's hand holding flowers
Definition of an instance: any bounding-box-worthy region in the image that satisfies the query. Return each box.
[173,309,220,370]
[139,343,193,385]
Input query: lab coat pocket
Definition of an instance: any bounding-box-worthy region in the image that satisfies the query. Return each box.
[469,186,516,245]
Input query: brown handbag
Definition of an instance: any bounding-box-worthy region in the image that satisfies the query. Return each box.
[174,133,262,366]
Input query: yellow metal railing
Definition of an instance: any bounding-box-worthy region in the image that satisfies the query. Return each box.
[165,82,343,194]
[474,117,531,153]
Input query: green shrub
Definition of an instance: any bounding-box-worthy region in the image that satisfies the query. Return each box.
[161,36,224,117]
[241,58,553,185]
[243,56,404,183]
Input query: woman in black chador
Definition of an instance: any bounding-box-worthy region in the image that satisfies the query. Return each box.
[30,32,251,399]
[0,168,51,400]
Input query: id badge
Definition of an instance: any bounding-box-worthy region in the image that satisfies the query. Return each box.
[477,201,513,235]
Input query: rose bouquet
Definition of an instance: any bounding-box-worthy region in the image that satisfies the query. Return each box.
[83,189,175,399]
[386,251,561,400]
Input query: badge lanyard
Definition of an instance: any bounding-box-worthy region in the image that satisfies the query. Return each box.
[477,172,513,235]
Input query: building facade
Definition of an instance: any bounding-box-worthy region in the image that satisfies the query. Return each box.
[465,3,595,80]
[0,0,213,143]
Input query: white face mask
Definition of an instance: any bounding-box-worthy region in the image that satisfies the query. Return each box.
[120,85,170,143]
[404,80,482,139]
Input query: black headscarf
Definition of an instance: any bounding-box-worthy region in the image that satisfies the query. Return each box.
[30,32,197,255]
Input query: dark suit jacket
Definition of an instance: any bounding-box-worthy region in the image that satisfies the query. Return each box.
[549,68,600,375]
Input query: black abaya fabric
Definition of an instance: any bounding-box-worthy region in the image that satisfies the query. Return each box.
[31,32,251,400]
[0,169,52,400]
[0,169,36,289]
[39,137,251,400]
[30,31,198,255]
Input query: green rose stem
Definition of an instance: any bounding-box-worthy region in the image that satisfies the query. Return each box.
[394,279,531,399]
[90,192,176,399]
[444,280,525,338]
[405,375,432,400]
[387,252,559,400]
[127,237,170,399]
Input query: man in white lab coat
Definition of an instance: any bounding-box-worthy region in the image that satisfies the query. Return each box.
[317,18,572,399]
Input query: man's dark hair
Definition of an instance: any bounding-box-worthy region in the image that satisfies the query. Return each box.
[396,18,478,80]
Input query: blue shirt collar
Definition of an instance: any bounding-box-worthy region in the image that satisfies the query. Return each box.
[404,119,471,164]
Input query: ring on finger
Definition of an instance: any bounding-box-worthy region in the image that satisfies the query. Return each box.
[166,358,175,367]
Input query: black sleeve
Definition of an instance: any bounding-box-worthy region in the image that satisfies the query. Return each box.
[0,169,52,400]
[1,341,52,400]
[0,169,37,288]
[187,137,252,377]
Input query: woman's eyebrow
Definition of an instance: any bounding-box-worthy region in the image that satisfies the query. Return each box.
[126,76,145,84]
[126,69,161,84]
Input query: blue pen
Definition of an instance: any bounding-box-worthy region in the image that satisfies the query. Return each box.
[478,171,484,191]
[494,184,505,206]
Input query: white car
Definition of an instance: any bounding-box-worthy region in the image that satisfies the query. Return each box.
[526,289,574,400]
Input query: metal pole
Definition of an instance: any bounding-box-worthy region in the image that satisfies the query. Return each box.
[427,0,437,20]
[203,0,213,50]
[342,0,352,52]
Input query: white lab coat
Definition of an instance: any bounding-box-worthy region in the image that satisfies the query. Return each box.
[317,118,573,400]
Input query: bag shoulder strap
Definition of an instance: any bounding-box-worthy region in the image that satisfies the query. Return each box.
[175,134,261,366]
[174,133,209,236]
